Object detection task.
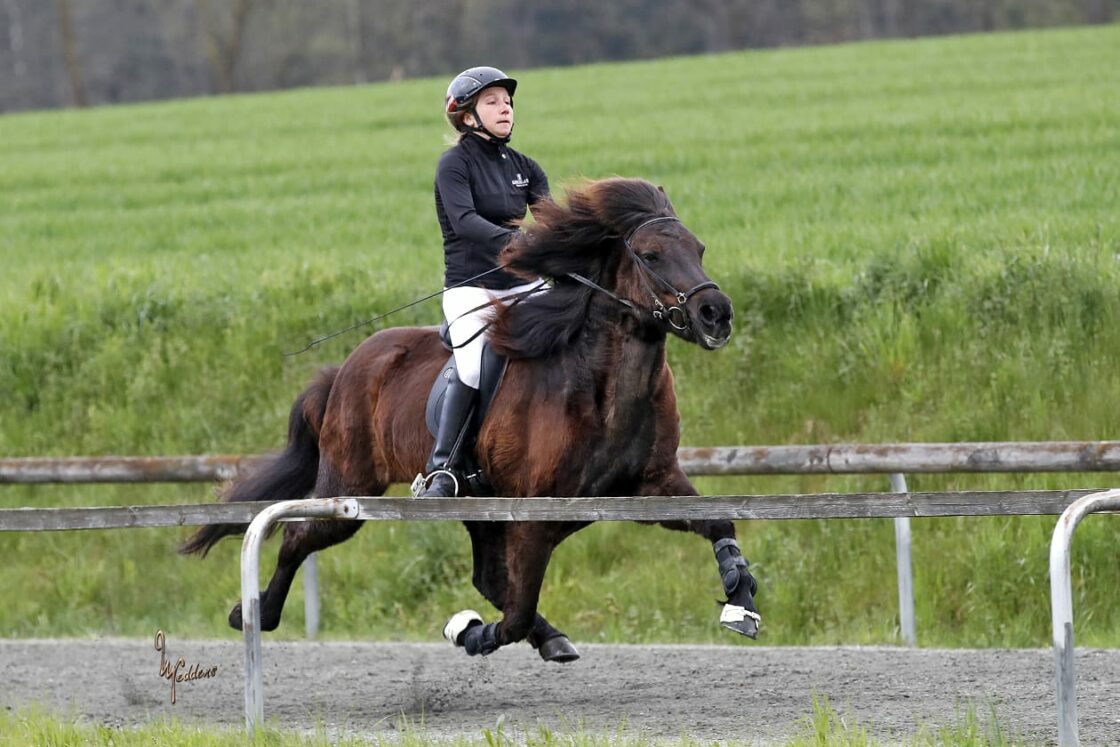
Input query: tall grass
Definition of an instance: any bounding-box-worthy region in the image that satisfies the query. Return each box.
[1,26,1119,646]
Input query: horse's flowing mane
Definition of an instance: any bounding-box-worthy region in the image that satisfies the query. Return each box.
[488,178,676,359]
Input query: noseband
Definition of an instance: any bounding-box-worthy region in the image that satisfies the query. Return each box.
[566,216,719,331]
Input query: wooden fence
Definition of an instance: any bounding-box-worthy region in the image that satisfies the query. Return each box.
[2,441,1117,745]
[0,489,1102,529]
[5,441,1120,483]
[3,441,1118,645]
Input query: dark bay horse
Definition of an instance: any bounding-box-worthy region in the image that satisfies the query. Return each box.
[182,177,760,661]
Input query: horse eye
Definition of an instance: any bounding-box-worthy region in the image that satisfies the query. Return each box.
[641,252,659,263]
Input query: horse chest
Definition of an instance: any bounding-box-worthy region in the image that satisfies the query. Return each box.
[566,356,662,495]
[485,338,668,497]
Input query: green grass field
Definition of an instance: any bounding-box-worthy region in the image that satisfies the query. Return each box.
[1,26,1119,649]
[0,699,1034,747]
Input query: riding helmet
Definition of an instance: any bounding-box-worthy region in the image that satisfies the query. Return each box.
[445,66,517,128]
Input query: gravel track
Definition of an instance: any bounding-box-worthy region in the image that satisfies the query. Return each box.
[3,638,1119,744]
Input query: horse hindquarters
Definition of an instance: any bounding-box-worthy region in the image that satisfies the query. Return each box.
[240,328,449,632]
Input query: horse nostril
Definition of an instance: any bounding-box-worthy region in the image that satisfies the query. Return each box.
[700,303,719,325]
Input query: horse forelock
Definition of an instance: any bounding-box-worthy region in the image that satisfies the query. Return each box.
[584,177,676,237]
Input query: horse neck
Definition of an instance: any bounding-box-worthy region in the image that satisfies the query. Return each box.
[584,312,667,422]
[542,315,669,497]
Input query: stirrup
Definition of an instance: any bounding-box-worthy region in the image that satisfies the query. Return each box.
[410,469,460,498]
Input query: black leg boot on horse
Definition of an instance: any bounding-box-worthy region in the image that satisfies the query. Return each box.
[420,378,479,498]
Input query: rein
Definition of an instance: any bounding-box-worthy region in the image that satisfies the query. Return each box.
[444,279,548,350]
[570,216,719,331]
[288,215,717,357]
[284,264,511,357]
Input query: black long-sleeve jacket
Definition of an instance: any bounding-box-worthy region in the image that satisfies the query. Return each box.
[434,133,549,290]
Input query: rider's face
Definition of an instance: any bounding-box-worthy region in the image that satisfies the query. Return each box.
[468,86,513,139]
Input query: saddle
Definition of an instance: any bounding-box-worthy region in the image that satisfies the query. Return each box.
[422,320,509,496]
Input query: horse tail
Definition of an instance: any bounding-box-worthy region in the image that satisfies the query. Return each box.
[179,366,339,557]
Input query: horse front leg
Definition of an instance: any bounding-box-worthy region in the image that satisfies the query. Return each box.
[641,468,761,639]
[455,522,580,662]
[446,522,573,657]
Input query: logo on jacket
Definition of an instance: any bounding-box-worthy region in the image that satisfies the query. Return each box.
[512,173,529,188]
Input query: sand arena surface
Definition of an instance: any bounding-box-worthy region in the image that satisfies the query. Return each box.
[3,639,1119,744]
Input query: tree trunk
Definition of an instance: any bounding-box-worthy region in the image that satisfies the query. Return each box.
[55,0,88,107]
[3,0,27,79]
[344,0,365,84]
[198,0,256,93]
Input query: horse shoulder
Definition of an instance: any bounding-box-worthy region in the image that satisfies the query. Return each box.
[479,358,582,495]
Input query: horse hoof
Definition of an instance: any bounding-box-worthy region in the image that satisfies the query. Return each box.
[228,603,243,631]
[443,609,483,647]
[719,604,760,640]
[228,600,280,632]
[538,636,580,663]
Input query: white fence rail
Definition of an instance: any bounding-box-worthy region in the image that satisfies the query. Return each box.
[221,491,1107,738]
[1049,489,1120,747]
[1,490,1110,742]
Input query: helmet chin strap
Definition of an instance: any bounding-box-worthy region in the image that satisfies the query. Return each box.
[465,106,512,144]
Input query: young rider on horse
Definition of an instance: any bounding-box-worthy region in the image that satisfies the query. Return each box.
[421,66,551,498]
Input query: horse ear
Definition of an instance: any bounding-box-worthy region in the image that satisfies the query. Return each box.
[654,184,677,216]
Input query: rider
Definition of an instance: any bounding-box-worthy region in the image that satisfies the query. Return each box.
[420,66,551,498]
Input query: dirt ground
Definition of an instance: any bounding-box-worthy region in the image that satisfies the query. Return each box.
[2,638,1119,745]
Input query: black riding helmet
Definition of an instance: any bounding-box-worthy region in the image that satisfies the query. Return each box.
[445,66,518,143]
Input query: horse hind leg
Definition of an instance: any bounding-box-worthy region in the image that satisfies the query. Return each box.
[229,466,382,632]
[447,523,582,660]
[228,517,365,631]
[443,524,547,657]
[443,609,578,662]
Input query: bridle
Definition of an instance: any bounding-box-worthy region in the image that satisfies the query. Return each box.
[567,216,720,331]
[287,216,718,357]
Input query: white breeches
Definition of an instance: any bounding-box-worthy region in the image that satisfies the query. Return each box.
[442,280,546,389]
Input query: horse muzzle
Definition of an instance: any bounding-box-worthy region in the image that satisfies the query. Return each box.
[689,287,734,350]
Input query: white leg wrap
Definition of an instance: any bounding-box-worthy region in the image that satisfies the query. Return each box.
[443,609,483,646]
[720,604,761,625]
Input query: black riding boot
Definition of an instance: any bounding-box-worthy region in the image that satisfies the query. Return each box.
[421,379,479,498]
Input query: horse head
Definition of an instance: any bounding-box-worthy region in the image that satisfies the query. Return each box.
[500,178,733,353]
[611,200,733,350]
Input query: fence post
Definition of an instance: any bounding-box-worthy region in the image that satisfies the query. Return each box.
[888,473,916,646]
[241,498,359,733]
[1049,488,1120,747]
[304,553,320,640]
